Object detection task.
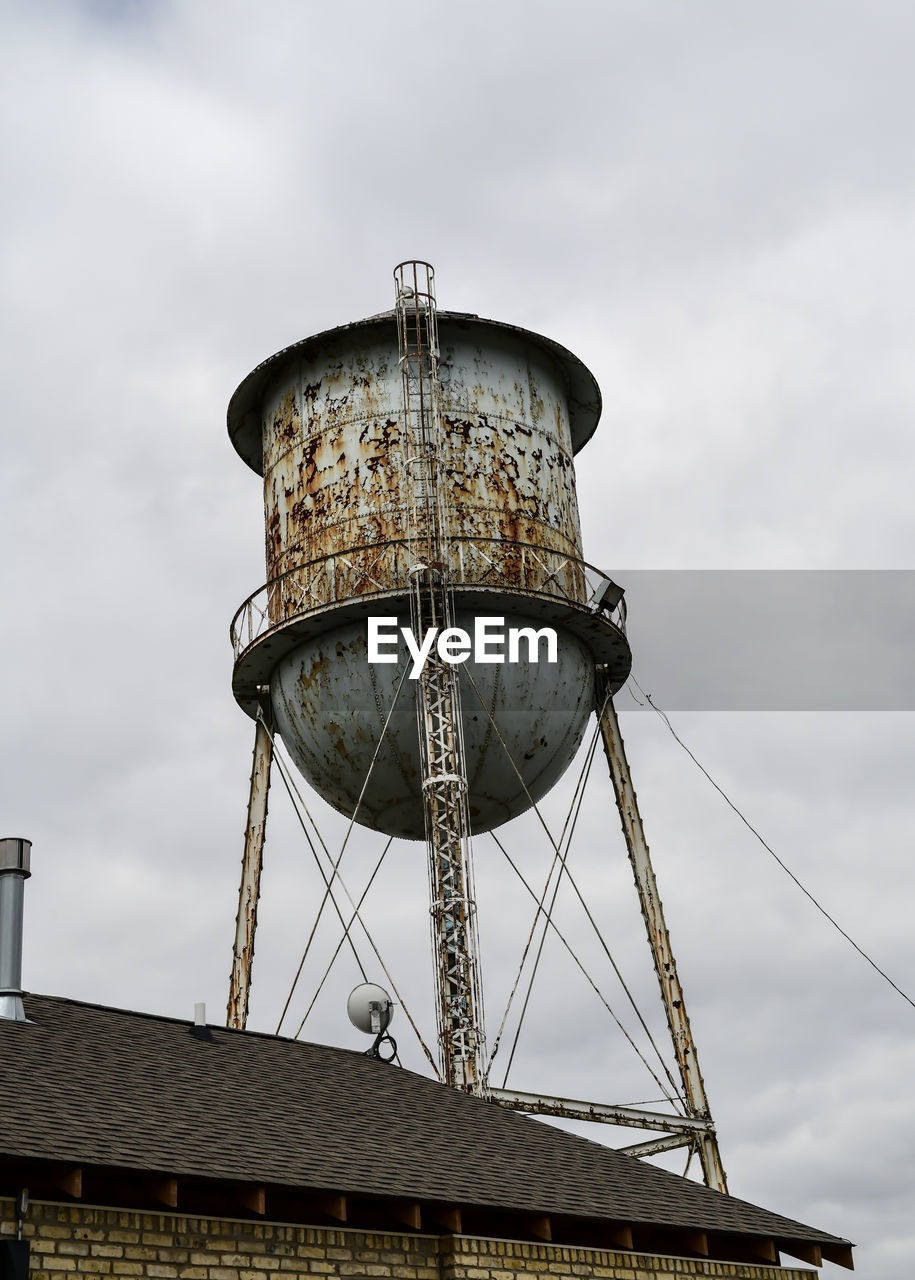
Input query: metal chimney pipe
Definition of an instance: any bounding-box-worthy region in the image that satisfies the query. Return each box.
[0,838,32,1022]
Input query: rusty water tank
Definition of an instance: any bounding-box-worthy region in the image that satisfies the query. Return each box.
[228,310,630,839]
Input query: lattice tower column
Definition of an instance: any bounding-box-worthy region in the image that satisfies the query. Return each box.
[394,261,487,1093]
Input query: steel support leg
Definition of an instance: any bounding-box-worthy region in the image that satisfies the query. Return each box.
[227,713,274,1030]
[595,672,728,1193]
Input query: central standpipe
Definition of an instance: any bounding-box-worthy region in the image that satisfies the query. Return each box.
[394,262,486,1093]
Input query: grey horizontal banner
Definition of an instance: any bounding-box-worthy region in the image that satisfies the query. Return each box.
[614,570,914,711]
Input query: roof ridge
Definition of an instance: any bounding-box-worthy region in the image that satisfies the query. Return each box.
[20,991,357,1055]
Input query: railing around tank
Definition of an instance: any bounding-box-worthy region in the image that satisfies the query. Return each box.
[230,536,626,660]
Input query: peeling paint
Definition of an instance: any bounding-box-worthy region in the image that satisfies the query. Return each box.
[230,313,630,839]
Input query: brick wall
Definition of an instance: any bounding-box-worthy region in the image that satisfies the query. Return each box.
[0,1200,816,1280]
[442,1237,815,1279]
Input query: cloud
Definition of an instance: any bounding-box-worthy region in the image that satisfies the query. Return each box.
[2,2,914,1274]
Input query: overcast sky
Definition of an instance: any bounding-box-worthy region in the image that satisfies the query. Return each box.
[2,2,914,1275]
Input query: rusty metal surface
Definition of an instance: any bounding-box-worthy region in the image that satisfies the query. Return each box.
[616,1133,696,1159]
[256,318,589,602]
[231,536,627,659]
[227,715,274,1030]
[488,1087,715,1136]
[595,682,728,1194]
[231,580,629,724]
[228,310,602,472]
[228,309,630,842]
[394,261,487,1092]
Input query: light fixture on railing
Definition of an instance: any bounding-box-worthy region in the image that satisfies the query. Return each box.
[588,575,625,616]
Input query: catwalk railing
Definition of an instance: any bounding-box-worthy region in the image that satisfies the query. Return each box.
[231,535,627,659]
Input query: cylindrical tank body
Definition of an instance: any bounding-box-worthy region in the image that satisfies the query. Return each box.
[260,319,584,588]
[229,312,629,840]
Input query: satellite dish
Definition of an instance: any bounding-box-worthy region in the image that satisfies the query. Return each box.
[347,982,394,1036]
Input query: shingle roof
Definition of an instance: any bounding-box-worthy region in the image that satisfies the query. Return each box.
[1,994,849,1263]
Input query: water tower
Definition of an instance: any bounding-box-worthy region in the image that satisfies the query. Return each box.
[226,263,726,1192]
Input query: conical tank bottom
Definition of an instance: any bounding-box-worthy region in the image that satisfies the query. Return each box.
[270,612,595,840]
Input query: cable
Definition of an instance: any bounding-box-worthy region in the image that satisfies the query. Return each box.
[460,666,683,1102]
[266,673,442,1073]
[473,665,680,1095]
[294,837,394,1037]
[296,835,404,1068]
[629,674,915,1014]
[271,744,368,987]
[497,725,601,1086]
[273,663,409,1032]
[272,734,440,1075]
[494,720,682,1099]
[485,713,601,1074]
[489,829,682,1104]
